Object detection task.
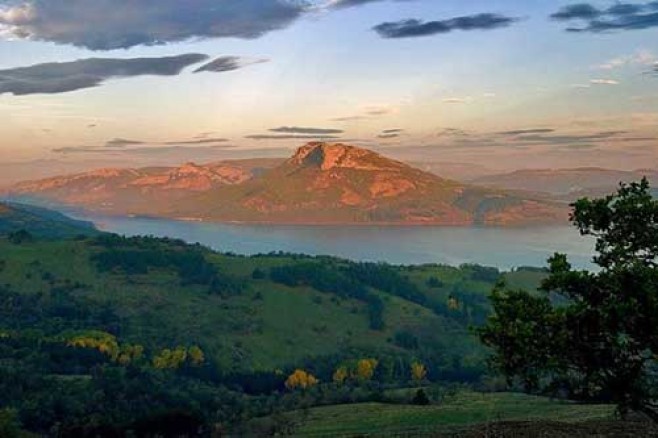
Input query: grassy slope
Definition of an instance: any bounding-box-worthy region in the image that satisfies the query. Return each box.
[0,202,98,238]
[0,238,542,372]
[272,392,614,437]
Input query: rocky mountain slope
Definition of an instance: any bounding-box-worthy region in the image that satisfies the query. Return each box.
[6,143,568,225]
[6,159,281,215]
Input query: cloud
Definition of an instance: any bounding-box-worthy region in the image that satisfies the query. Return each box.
[194,56,269,73]
[331,116,367,122]
[551,4,603,20]
[327,0,412,8]
[269,126,344,134]
[331,105,397,122]
[105,138,144,148]
[245,134,342,140]
[443,97,473,104]
[164,138,230,145]
[382,128,404,134]
[373,13,519,38]
[512,130,627,145]
[551,2,658,32]
[377,133,400,139]
[590,78,620,85]
[436,128,470,138]
[498,128,556,136]
[0,0,305,50]
[0,53,208,96]
[596,50,656,69]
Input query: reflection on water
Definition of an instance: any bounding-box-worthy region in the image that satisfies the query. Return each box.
[84,216,596,270]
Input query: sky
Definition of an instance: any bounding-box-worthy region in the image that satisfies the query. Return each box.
[0,0,657,177]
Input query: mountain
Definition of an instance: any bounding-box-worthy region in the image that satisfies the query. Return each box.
[0,202,98,238]
[473,168,658,200]
[411,161,496,181]
[5,158,282,215]
[169,143,568,225]
[6,143,568,225]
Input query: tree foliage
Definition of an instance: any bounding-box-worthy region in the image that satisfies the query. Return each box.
[284,369,319,391]
[479,179,658,421]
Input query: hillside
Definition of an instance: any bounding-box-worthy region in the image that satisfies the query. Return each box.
[244,392,616,437]
[0,231,554,434]
[0,202,98,238]
[165,143,569,225]
[6,143,568,226]
[0,233,516,373]
[5,158,282,215]
[172,143,567,225]
[473,168,658,200]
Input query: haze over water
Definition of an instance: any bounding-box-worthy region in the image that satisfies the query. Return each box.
[88,215,596,270]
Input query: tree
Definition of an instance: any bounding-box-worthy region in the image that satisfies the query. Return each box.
[188,345,205,366]
[333,366,349,385]
[8,230,32,245]
[0,409,22,438]
[479,179,658,421]
[285,369,319,391]
[411,361,428,384]
[412,389,430,406]
[355,358,378,382]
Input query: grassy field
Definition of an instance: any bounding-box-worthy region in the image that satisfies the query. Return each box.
[259,392,614,437]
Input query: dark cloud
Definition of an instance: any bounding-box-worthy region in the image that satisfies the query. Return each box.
[269,126,344,135]
[498,128,556,136]
[194,56,268,73]
[373,13,519,38]
[551,2,658,32]
[0,0,304,50]
[0,54,207,96]
[512,130,627,145]
[245,134,342,140]
[105,138,144,148]
[377,133,400,139]
[164,138,230,145]
[330,0,413,8]
[551,4,603,20]
[382,128,404,134]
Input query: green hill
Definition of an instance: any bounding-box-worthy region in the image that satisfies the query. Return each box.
[0,202,98,238]
[0,231,564,435]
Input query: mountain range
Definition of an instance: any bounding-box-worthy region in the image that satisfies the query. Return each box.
[5,142,570,226]
[473,168,658,200]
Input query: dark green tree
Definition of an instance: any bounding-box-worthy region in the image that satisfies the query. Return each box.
[479,178,658,421]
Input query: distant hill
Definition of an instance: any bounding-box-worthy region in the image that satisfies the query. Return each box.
[0,202,98,238]
[473,168,658,200]
[8,143,568,226]
[5,158,282,215]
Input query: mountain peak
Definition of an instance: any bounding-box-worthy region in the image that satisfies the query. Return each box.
[290,142,403,171]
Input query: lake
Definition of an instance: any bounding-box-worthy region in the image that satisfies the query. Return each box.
[82,215,597,270]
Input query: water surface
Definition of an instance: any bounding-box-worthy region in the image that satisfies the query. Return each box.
[83,215,596,270]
